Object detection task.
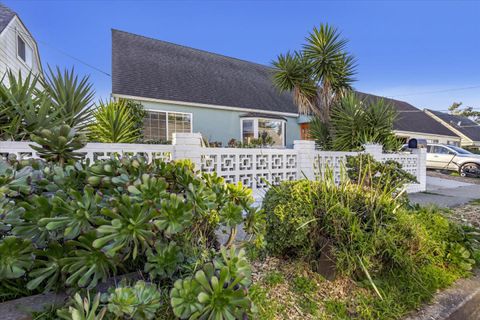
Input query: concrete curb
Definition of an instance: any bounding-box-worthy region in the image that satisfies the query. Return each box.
[405,270,480,320]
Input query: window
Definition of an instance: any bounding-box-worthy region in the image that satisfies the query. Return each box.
[240,118,286,147]
[447,140,460,147]
[143,110,192,142]
[431,146,453,154]
[17,35,33,67]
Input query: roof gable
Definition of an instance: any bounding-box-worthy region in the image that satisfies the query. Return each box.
[112,29,298,114]
[426,109,480,141]
[0,3,15,34]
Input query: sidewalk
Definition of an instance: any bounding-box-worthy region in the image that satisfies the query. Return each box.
[408,176,480,208]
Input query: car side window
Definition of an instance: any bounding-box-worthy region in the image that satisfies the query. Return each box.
[433,146,450,154]
[427,145,433,153]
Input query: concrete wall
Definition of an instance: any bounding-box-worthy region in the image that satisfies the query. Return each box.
[0,16,42,83]
[140,100,301,148]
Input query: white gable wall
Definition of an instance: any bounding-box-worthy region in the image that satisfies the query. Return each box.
[0,15,42,85]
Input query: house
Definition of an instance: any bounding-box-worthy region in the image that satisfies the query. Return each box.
[111,29,459,147]
[425,109,480,149]
[0,3,42,82]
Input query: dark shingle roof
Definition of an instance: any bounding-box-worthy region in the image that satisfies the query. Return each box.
[111,29,458,138]
[355,92,458,137]
[112,29,298,114]
[0,3,15,33]
[426,109,480,142]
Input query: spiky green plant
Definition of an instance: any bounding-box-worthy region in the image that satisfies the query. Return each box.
[57,292,107,320]
[0,71,60,140]
[41,67,95,131]
[62,232,117,289]
[145,241,184,279]
[30,125,87,165]
[88,100,141,143]
[0,237,34,280]
[93,195,155,259]
[272,24,356,120]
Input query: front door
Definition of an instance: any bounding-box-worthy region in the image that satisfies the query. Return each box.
[300,123,310,140]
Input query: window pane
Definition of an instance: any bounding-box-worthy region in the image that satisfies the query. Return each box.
[167,112,192,140]
[144,111,167,141]
[258,119,283,146]
[242,120,254,144]
[17,36,26,61]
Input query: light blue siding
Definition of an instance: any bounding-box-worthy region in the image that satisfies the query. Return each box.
[140,100,301,148]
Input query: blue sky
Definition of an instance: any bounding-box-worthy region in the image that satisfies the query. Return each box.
[5,0,480,111]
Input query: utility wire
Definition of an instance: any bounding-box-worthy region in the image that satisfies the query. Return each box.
[389,85,480,98]
[6,25,111,77]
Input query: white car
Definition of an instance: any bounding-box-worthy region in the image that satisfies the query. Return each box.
[426,144,480,177]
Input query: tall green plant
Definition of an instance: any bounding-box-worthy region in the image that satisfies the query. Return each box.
[272,24,356,121]
[0,71,60,140]
[89,100,141,143]
[42,67,95,131]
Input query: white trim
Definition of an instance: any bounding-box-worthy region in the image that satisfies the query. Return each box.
[240,117,286,147]
[144,109,193,140]
[393,130,460,140]
[113,93,299,117]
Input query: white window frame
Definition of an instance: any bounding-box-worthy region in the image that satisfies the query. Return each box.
[145,109,193,140]
[16,32,33,68]
[240,117,286,147]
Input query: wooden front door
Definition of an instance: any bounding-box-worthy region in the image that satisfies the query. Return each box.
[300,123,311,140]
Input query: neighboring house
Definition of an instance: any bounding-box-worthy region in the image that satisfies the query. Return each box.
[425,109,480,149]
[111,29,459,148]
[356,93,461,146]
[0,3,42,82]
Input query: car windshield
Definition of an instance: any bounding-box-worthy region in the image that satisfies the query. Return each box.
[447,145,472,155]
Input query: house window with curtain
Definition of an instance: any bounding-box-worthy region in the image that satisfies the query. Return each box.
[143,110,192,142]
[240,117,286,147]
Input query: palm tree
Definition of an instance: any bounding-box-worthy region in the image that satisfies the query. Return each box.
[272,24,356,122]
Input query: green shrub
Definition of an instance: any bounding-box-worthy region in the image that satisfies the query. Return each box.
[0,157,263,301]
[263,165,479,317]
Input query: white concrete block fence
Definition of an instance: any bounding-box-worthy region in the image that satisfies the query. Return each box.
[0,133,426,197]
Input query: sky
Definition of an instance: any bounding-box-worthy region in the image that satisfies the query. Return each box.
[5,0,480,111]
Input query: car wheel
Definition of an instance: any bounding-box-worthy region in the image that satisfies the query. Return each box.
[459,163,480,177]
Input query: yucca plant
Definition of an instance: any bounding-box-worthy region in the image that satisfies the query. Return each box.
[89,100,141,143]
[0,71,60,140]
[57,292,107,320]
[41,66,95,132]
[30,125,87,165]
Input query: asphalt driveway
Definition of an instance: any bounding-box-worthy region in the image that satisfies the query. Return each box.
[409,176,480,208]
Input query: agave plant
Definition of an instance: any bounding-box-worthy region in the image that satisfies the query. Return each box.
[145,241,184,279]
[0,237,34,280]
[171,263,253,320]
[107,280,161,320]
[41,67,95,132]
[62,232,117,289]
[154,193,193,235]
[30,125,87,165]
[57,292,107,320]
[213,246,252,286]
[39,186,100,240]
[0,71,60,140]
[89,100,141,143]
[27,242,66,291]
[10,195,58,246]
[93,195,155,259]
